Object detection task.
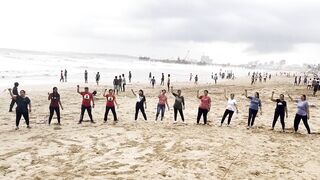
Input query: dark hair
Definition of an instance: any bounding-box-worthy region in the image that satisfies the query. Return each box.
[139,89,144,95]
[85,87,89,90]
[204,90,208,94]
[20,90,26,94]
[92,90,97,96]
[302,94,306,100]
[109,89,113,92]
[255,92,260,98]
[53,87,57,91]
[14,82,19,86]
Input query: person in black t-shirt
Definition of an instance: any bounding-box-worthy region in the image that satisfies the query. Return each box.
[270,91,288,132]
[9,82,19,112]
[8,88,32,130]
[171,86,185,123]
[131,89,147,121]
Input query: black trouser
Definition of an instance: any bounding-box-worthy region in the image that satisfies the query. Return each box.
[160,80,164,85]
[248,108,258,127]
[123,84,126,92]
[9,99,16,111]
[294,114,311,134]
[221,109,234,125]
[16,111,29,127]
[49,106,60,124]
[272,110,285,130]
[174,107,184,121]
[104,106,117,121]
[80,105,93,122]
[135,103,147,120]
[197,108,208,124]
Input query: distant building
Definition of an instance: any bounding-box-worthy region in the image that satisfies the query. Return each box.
[200,56,212,64]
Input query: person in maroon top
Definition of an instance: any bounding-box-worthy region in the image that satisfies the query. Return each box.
[103,89,119,123]
[196,90,211,125]
[77,85,95,124]
[48,87,64,125]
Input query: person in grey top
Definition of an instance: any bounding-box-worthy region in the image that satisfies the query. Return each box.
[171,86,185,123]
[287,93,311,134]
[245,89,262,129]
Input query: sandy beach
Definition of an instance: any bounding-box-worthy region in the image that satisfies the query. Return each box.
[0,76,319,179]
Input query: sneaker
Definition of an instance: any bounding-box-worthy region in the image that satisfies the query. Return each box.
[26,126,31,129]
[15,127,19,130]
[247,126,250,129]
[78,121,82,124]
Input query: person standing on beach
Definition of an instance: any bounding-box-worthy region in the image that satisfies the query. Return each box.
[103,89,119,123]
[8,88,31,130]
[9,82,19,112]
[113,76,119,95]
[220,89,238,126]
[160,73,165,86]
[95,72,100,86]
[171,86,185,123]
[195,75,198,84]
[129,71,132,83]
[244,89,262,129]
[149,72,152,82]
[151,76,156,88]
[155,89,170,122]
[196,90,211,125]
[119,75,123,92]
[167,74,171,92]
[64,69,68,82]
[214,74,218,84]
[77,85,95,124]
[84,70,88,83]
[131,89,147,121]
[287,93,311,134]
[122,74,126,92]
[270,92,287,132]
[48,87,63,125]
[189,73,193,81]
[313,78,319,97]
[60,70,64,82]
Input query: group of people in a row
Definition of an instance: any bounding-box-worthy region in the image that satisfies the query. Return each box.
[7,82,312,134]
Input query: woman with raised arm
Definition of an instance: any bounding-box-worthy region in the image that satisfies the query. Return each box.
[220,89,238,126]
[197,90,211,125]
[244,89,262,129]
[103,89,119,123]
[155,89,170,122]
[270,91,287,132]
[131,89,147,121]
[287,93,311,134]
[171,86,185,123]
[8,88,31,130]
[48,87,64,125]
[77,85,95,124]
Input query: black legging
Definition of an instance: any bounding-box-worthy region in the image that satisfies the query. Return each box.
[123,84,126,92]
[9,99,16,111]
[135,103,147,120]
[248,108,258,127]
[80,105,93,122]
[221,109,234,125]
[104,106,118,121]
[294,114,311,134]
[272,110,285,130]
[174,107,184,121]
[49,106,60,124]
[197,108,208,124]
[16,111,29,127]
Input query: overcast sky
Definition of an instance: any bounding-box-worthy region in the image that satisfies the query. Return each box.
[0,0,320,64]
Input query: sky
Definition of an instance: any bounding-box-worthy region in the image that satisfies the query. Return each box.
[0,0,320,64]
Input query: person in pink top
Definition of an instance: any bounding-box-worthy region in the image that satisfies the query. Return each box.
[197,90,211,125]
[155,89,170,122]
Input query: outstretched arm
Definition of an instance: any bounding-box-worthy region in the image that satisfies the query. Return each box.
[131,89,136,96]
[270,91,276,102]
[8,88,17,99]
[224,89,228,100]
[286,92,295,102]
[197,90,200,99]
[244,89,248,98]
[77,85,81,94]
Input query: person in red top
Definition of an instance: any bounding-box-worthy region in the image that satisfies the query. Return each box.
[77,85,95,124]
[48,87,63,125]
[155,89,170,122]
[103,89,119,123]
[197,90,211,125]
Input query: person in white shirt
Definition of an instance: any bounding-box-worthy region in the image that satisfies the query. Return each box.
[220,89,239,126]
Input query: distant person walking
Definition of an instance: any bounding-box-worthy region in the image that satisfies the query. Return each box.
[129,71,132,83]
[64,69,68,82]
[167,74,171,92]
[160,73,165,86]
[195,75,198,84]
[84,70,88,83]
[214,74,218,84]
[122,74,126,92]
[95,72,100,86]
[8,88,31,130]
[60,70,64,82]
[9,82,19,112]
[113,76,120,95]
[48,87,63,125]
[189,73,193,81]
[151,76,156,88]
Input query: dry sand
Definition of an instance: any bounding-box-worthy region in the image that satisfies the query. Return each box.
[0,76,319,179]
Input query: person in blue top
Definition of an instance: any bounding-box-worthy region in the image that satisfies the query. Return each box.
[287,93,311,134]
[244,89,262,129]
